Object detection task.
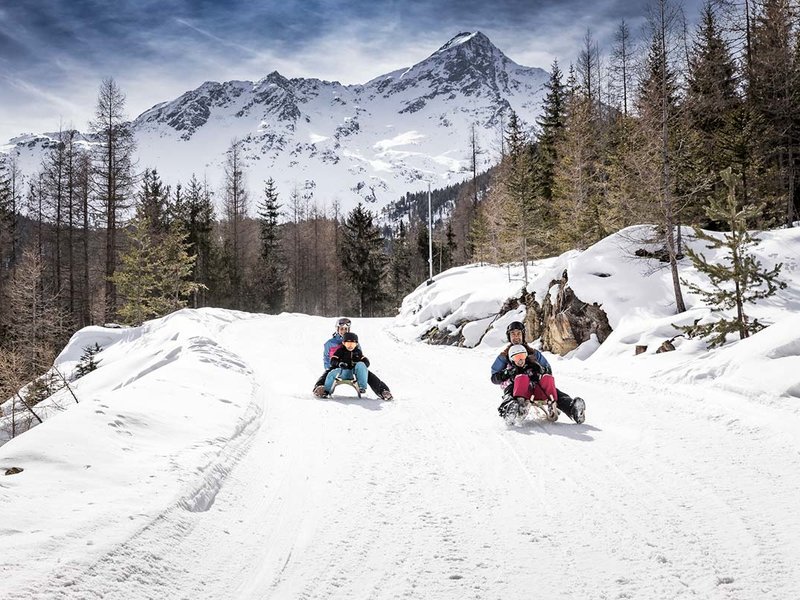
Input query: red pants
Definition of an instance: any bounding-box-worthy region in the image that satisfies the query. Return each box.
[512,374,557,402]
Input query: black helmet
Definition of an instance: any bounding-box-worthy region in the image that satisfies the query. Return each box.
[506,320,526,342]
[343,332,359,343]
[336,317,351,331]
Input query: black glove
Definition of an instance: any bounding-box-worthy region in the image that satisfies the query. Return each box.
[526,363,542,377]
[338,362,351,370]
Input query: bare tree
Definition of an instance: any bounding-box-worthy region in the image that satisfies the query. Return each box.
[221,139,249,306]
[89,78,136,322]
[611,20,636,116]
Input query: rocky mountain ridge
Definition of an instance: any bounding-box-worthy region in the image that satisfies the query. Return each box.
[3,32,549,214]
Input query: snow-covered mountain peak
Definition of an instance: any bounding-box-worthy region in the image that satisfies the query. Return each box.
[3,32,549,213]
[434,31,504,60]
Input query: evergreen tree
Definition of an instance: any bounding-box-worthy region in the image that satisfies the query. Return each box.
[339,203,387,317]
[255,177,285,312]
[180,175,216,307]
[137,168,172,236]
[468,203,492,265]
[748,0,798,226]
[680,167,786,346]
[0,157,20,283]
[74,343,102,378]
[388,220,416,304]
[534,60,567,204]
[683,2,743,226]
[110,215,203,325]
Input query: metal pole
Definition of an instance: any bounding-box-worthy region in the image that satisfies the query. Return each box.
[427,182,434,285]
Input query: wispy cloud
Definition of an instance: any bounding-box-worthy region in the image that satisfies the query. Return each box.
[1,0,707,142]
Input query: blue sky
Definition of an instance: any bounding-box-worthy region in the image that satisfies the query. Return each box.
[0,0,704,142]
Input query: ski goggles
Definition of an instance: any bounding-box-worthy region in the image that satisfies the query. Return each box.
[337,318,351,330]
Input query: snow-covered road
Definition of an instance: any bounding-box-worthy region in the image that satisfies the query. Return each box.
[2,311,799,599]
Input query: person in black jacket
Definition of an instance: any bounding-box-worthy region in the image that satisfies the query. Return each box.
[321,332,393,400]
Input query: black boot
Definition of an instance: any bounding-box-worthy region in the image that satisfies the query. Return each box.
[571,397,586,424]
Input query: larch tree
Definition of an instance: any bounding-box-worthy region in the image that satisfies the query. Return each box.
[610,19,636,116]
[89,78,136,322]
[4,247,67,374]
[221,140,249,308]
[499,110,536,284]
[635,0,688,313]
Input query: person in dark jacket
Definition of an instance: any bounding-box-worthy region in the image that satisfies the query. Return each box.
[313,318,392,399]
[321,332,392,399]
[490,321,585,423]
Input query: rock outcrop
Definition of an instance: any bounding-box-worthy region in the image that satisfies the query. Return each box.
[528,270,612,355]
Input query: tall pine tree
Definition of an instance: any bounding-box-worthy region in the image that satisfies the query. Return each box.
[339,203,387,317]
[255,177,285,312]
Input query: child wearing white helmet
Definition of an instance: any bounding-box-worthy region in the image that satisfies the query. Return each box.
[490,321,585,424]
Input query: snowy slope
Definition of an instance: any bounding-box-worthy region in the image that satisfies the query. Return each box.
[1,32,548,213]
[2,225,800,598]
[2,310,799,599]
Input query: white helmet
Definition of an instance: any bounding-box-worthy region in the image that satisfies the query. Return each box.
[509,344,528,360]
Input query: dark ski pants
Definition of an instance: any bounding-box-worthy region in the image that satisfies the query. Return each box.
[315,369,390,396]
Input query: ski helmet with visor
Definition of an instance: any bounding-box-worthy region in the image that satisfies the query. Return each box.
[509,344,528,363]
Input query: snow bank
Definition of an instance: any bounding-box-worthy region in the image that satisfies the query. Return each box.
[0,308,263,576]
[394,224,800,402]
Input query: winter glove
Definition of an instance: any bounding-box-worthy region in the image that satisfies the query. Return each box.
[492,367,513,385]
[338,362,351,370]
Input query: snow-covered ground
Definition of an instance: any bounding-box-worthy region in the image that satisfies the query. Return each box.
[2,225,800,599]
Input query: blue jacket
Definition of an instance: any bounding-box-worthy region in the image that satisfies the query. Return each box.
[323,333,343,369]
[490,343,551,381]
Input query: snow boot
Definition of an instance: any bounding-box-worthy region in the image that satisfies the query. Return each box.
[516,397,530,420]
[498,397,519,426]
[571,397,586,424]
[313,385,327,398]
[381,390,393,401]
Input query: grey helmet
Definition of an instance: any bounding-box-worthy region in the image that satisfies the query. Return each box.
[509,344,528,360]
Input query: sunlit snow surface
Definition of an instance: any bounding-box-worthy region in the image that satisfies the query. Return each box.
[1,225,799,599]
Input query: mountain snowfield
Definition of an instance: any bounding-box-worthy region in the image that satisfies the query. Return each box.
[1,32,548,213]
[1,225,799,599]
